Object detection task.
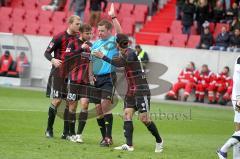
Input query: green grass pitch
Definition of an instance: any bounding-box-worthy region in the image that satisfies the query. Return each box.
[0,86,235,159]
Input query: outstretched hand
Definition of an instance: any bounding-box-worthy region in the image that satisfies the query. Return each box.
[108,3,115,17]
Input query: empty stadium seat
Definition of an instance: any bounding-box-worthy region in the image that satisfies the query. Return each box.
[25,23,39,35]
[157,33,172,46]
[0,7,13,21]
[121,18,135,35]
[0,21,13,33]
[170,20,182,34]
[53,26,67,35]
[186,35,200,48]
[120,3,134,13]
[52,11,66,25]
[38,10,53,24]
[12,8,26,23]
[12,22,26,34]
[38,24,53,36]
[134,4,148,15]
[135,33,158,45]
[10,0,23,7]
[172,34,188,47]
[22,0,38,9]
[25,10,39,24]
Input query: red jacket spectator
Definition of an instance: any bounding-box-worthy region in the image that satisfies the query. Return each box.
[0,50,13,76]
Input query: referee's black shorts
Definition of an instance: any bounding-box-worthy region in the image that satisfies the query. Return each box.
[89,72,117,104]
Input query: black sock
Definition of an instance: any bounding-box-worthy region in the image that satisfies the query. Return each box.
[146,121,162,143]
[69,111,76,136]
[63,107,69,135]
[124,121,133,146]
[77,111,88,135]
[97,118,106,139]
[104,114,113,138]
[47,104,57,131]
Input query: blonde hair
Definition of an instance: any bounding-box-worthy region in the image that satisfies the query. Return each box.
[67,15,81,24]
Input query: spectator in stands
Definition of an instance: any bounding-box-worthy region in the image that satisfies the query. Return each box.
[196,0,210,34]
[0,50,13,76]
[165,62,196,101]
[227,28,240,52]
[89,0,107,27]
[196,26,214,49]
[210,26,230,51]
[229,16,240,32]
[194,64,216,103]
[69,0,87,21]
[176,0,185,20]
[212,0,225,23]
[41,0,67,11]
[135,45,149,69]
[224,2,238,24]
[181,0,196,34]
[208,66,231,104]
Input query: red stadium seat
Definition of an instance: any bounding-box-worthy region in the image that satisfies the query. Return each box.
[25,23,39,35]
[12,8,26,23]
[186,35,200,48]
[38,10,53,24]
[52,11,66,25]
[22,0,38,9]
[134,4,148,15]
[53,25,67,35]
[38,24,53,36]
[170,20,182,34]
[172,34,188,47]
[0,7,13,21]
[135,33,158,45]
[25,10,39,24]
[157,33,172,46]
[11,0,23,7]
[12,23,26,34]
[120,3,134,13]
[132,11,146,23]
[121,18,135,35]
[0,21,13,33]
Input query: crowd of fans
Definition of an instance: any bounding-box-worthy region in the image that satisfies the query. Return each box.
[0,50,29,78]
[177,0,240,51]
[165,61,232,105]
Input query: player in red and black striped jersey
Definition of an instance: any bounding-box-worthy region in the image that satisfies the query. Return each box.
[94,34,163,152]
[44,15,81,138]
[64,24,93,142]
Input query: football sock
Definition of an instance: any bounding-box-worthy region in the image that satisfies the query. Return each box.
[47,104,57,131]
[68,111,76,136]
[104,113,113,138]
[97,118,106,139]
[124,121,133,146]
[77,111,88,135]
[63,107,69,135]
[221,131,240,153]
[146,121,162,143]
[233,143,240,158]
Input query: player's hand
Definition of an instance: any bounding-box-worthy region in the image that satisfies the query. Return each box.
[93,51,104,59]
[89,75,96,85]
[82,42,90,50]
[108,3,115,17]
[51,58,62,68]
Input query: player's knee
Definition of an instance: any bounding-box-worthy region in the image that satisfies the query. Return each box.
[139,115,151,125]
[52,98,62,107]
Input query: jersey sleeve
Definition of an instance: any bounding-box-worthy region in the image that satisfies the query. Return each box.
[44,35,61,61]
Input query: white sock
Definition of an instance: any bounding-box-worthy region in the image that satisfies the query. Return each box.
[233,143,240,159]
[221,131,240,153]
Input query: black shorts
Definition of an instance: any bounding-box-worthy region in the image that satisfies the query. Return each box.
[46,74,68,99]
[89,72,117,104]
[124,95,150,113]
[67,82,91,101]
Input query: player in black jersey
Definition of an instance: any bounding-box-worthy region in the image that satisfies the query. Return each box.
[94,34,163,152]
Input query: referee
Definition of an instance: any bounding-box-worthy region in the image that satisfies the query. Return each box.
[91,3,122,146]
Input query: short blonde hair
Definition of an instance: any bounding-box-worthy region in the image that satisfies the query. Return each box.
[67,15,81,24]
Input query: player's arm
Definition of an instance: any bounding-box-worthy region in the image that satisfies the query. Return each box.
[94,51,125,67]
[108,3,122,34]
[44,36,62,68]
